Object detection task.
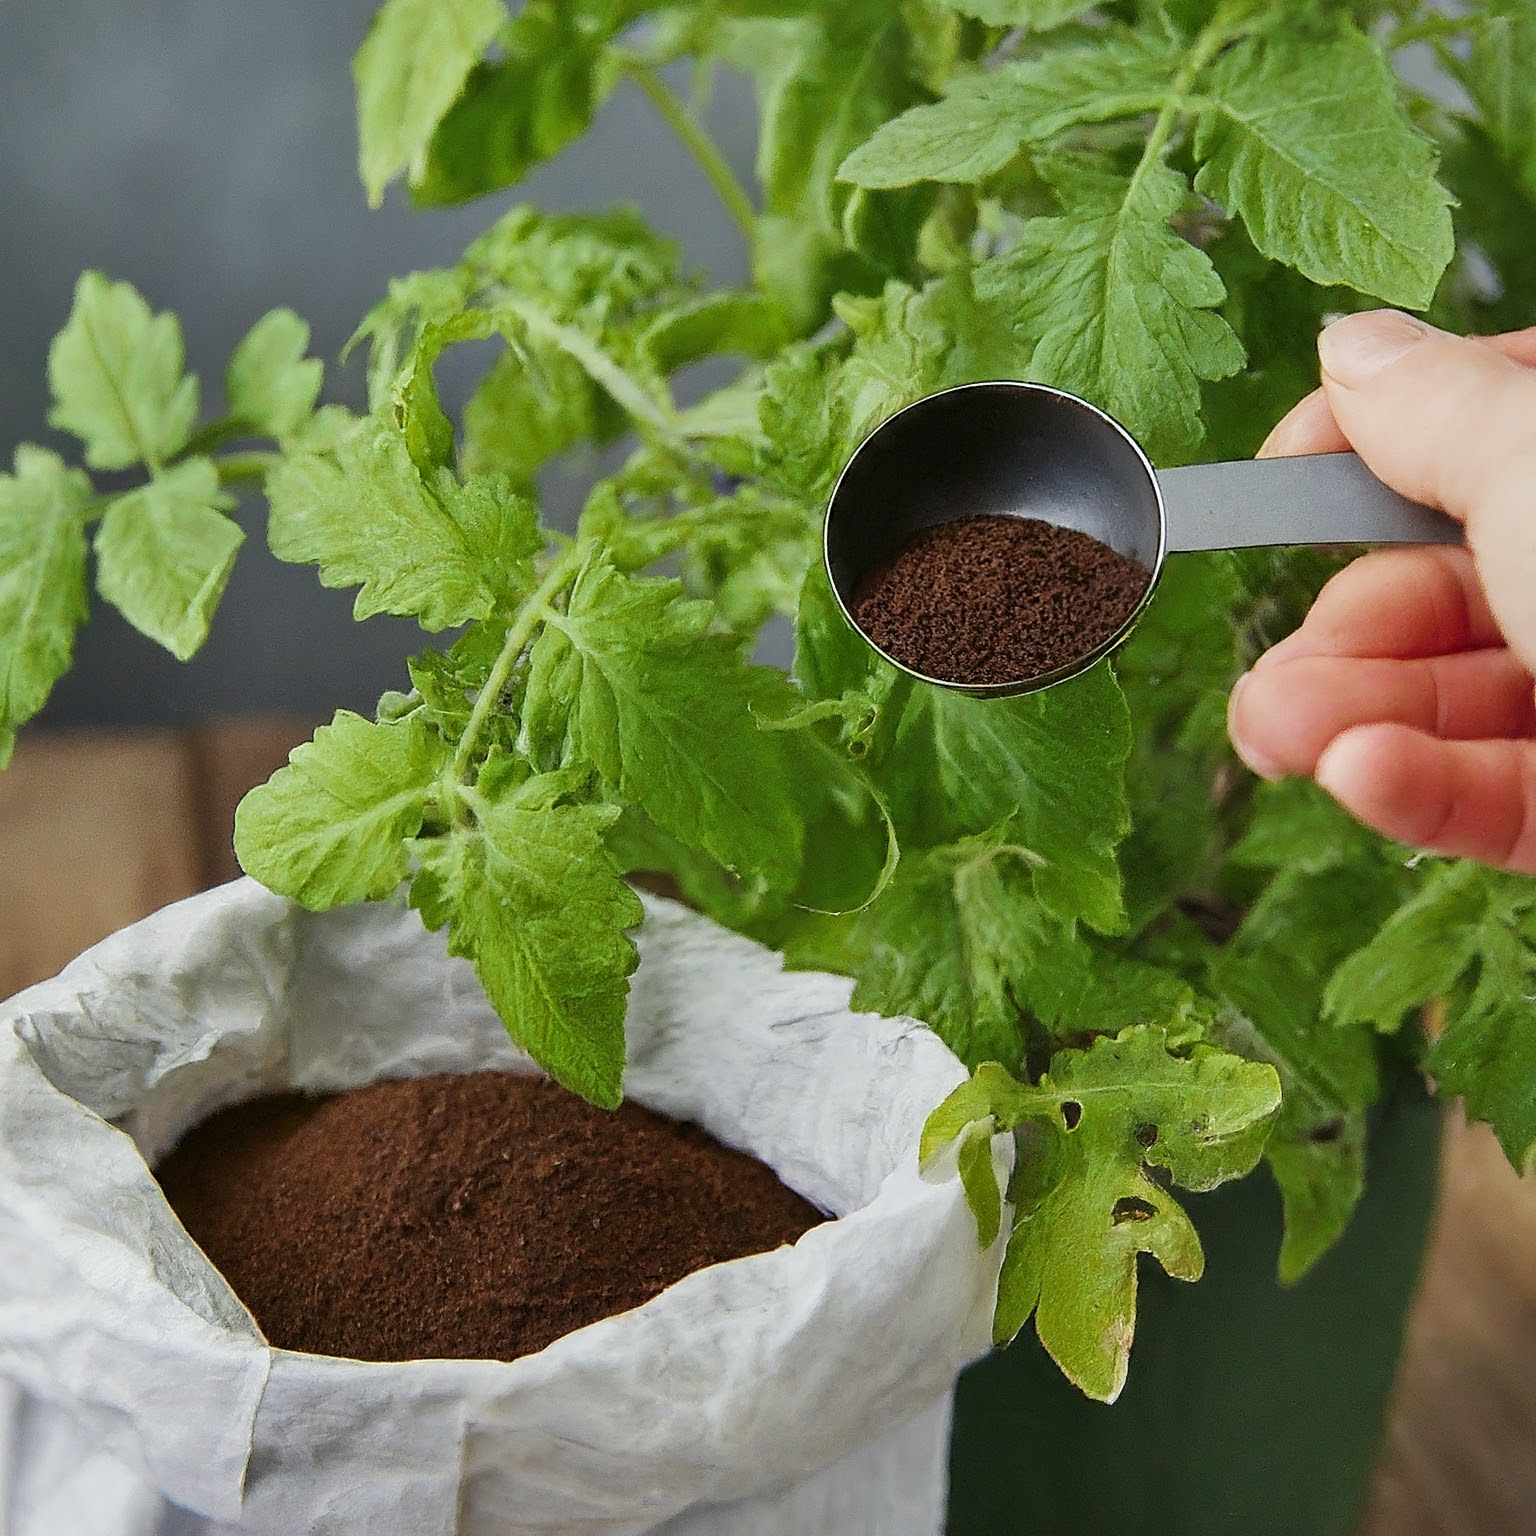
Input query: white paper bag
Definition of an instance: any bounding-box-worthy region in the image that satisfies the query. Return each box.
[0,881,1008,1535]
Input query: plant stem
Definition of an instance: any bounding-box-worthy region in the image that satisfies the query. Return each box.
[1132,10,1239,202]
[179,416,243,461]
[1389,13,1468,51]
[628,62,756,241]
[216,451,279,487]
[449,549,583,786]
[77,448,277,521]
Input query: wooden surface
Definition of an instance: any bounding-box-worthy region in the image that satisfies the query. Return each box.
[2,722,1533,1533]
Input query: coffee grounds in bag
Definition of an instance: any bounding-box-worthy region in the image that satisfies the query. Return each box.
[156,1071,825,1363]
[853,514,1151,686]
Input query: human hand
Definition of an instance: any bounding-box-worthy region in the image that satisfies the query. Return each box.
[1227,311,1536,875]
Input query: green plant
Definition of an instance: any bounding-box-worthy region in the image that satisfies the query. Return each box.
[4,0,1534,1402]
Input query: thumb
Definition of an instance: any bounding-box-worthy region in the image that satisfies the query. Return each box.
[1319,311,1536,675]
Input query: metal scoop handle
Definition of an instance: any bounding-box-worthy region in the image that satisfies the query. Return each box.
[1160,452,1461,553]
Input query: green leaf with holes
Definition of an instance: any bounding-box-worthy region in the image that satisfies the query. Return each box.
[925,1031,1279,1400]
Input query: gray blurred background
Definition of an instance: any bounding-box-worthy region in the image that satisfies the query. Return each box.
[0,0,757,726]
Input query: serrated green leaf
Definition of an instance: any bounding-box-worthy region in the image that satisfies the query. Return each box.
[993,1028,1280,1400]
[919,1062,1022,1252]
[1457,6,1536,204]
[792,558,880,704]
[1193,24,1454,309]
[266,417,541,629]
[1429,980,1536,1173]
[0,447,93,768]
[1213,847,1410,1282]
[369,207,723,486]
[410,770,642,1106]
[834,270,1035,432]
[47,272,198,471]
[785,822,1092,1072]
[463,344,608,486]
[839,31,1177,190]
[1326,863,1536,1170]
[726,4,918,329]
[407,623,512,740]
[1231,776,1390,878]
[524,556,804,887]
[640,291,789,374]
[1056,954,1216,1047]
[975,157,1245,463]
[93,459,241,661]
[225,309,323,441]
[757,343,857,508]
[932,0,1097,25]
[886,665,1133,933]
[678,485,820,632]
[412,0,645,206]
[388,322,460,477]
[1325,862,1492,1030]
[234,710,447,909]
[353,0,507,205]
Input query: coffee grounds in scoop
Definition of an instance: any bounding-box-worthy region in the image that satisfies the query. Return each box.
[852,515,1151,686]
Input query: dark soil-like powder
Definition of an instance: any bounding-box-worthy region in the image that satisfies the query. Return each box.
[853,514,1152,686]
[156,1071,825,1363]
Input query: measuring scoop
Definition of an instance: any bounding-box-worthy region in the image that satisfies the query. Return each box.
[824,380,1460,698]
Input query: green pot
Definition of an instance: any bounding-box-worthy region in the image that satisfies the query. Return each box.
[947,1083,1439,1536]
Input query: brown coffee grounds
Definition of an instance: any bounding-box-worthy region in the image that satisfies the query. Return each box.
[155,1071,825,1363]
[853,514,1151,686]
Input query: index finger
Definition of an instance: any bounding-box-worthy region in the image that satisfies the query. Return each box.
[1254,545,1506,666]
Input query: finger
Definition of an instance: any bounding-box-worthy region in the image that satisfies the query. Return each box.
[1315,725,1536,874]
[1255,546,1506,665]
[1317,311,1536,672]
[1229,650,1536,781]
[1259,387,1348,459]
[1477,327,1536,368]
[1257,327,1536,461]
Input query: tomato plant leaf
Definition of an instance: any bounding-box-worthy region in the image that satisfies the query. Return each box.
[930,1030,1279,1401]
[931,0,1098,26]
[412,0,648,206]
[409,770,643,1107]
[225,310,324,442]
[975,157,1246,463]
[0,448,93,768]
[1328,864,1536,1170]
[839,31,1179,190]
[524,556,804,888]
[786,822,1094,1073]
[47,273,199,472]
[235,709,448,909]
[885,665,1133,933]
[1193,24,1455,309]
[354,0,507,205]
[266,417,541,629]
[93,459,242,661]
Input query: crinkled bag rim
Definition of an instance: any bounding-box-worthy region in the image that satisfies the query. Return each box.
[0,879,1007,1536]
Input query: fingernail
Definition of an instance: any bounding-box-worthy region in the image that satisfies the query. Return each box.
[1226,673,1286,783]
[1318,311,1435,386]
